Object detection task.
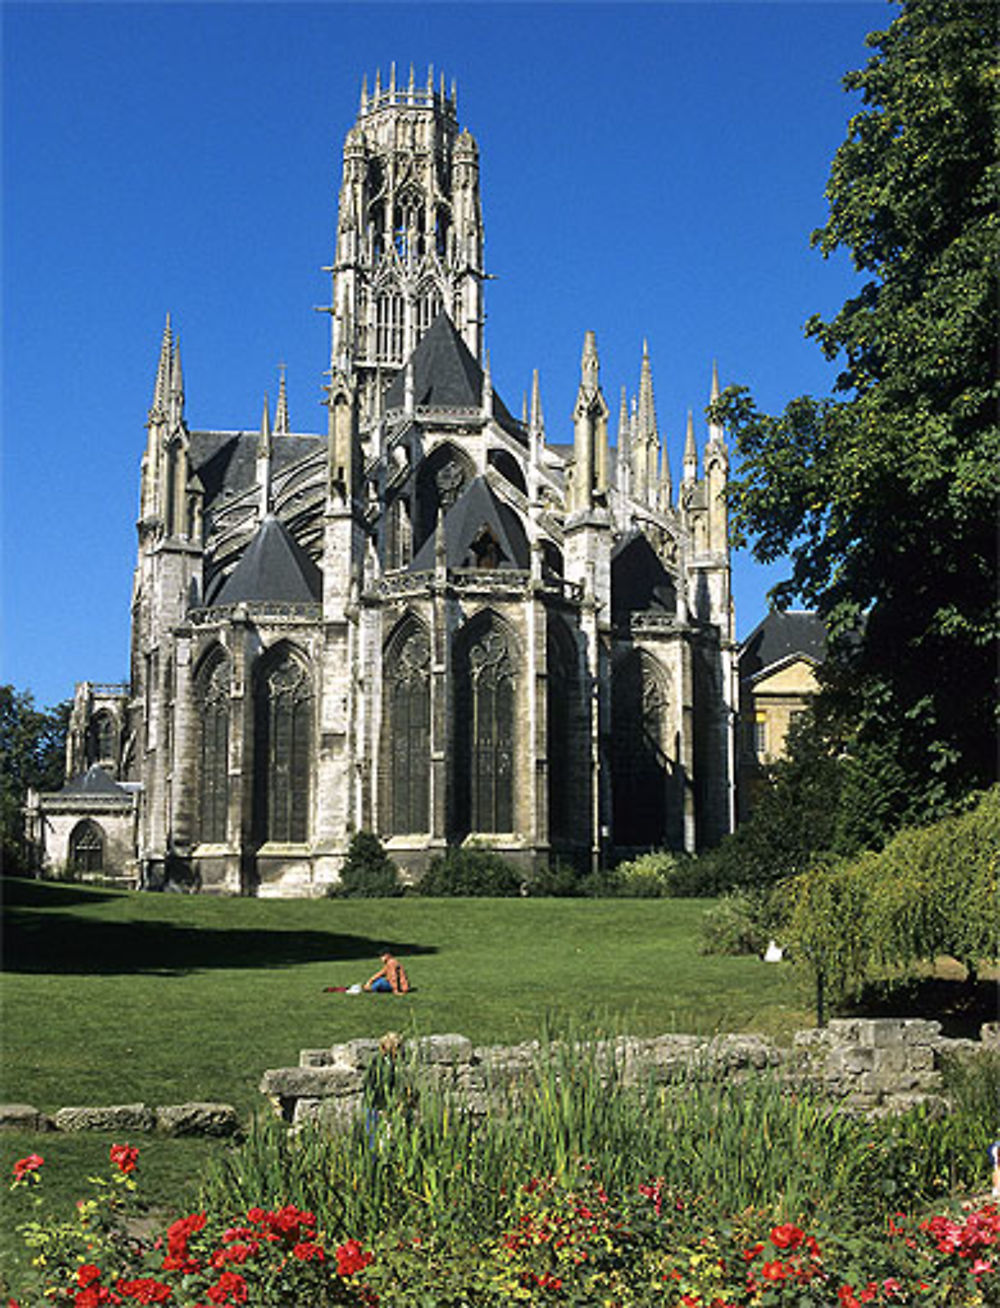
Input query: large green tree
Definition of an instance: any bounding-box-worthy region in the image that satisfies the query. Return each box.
[0,685,70,871]
[716,0,997,831]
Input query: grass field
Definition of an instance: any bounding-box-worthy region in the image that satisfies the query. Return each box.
[1,877,816,1117]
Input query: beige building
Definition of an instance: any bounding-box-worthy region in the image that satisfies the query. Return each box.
[29,69,738,894]
[737,610,826,820]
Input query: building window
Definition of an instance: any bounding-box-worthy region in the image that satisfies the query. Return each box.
[612,650,668,848]
[69,820,104,874]
[87,712,115,766]
[547,622,579,844]
[197,654,230,844]
[254,652,312,844]
[382,624,431,835]
[754,715,768,759]
[455,621,516,834]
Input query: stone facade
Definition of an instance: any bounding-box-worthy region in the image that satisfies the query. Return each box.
[33,68,737,895]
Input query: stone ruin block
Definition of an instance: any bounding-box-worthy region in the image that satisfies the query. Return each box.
[156,1102,241,1138]
[54,1104,155,1133]
[0,1104,53,1132]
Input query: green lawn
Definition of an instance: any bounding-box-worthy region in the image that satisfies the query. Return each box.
[2,878,814,1118]
[1,876,815,1284]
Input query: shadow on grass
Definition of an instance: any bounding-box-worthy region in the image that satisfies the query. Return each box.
[842,977,997,1041]
[1,880,434,976]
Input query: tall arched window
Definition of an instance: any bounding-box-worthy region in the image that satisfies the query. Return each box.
[611,650,668,848]
[87,712,115,766]
[382,622,431,834]
[455,618,516,834]
[69,820,104,874]
[254,650,312,844]
[547,621,579,844]
[197,652,230,844]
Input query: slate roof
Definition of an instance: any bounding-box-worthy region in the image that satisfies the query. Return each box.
[409,475,530,571]
[207,514,322,606]
[384,313,522,439]
[739,611,827,683]
[189,432,325,505]
[61,764,128,797]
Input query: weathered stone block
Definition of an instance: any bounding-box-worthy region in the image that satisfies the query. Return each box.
[156,1102,240,1137]
[300,1049,337,1068]
[415,1034,473,1065]
[54,1104,155,1133]
[261,1065,364,1098]
[0,1104,53,1132]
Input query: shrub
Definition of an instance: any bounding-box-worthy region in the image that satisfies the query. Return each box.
[611,850,715,897]
[522,859,580,897]
[329,830,401,898]
[699,889,773,956]
[416,846,522,897]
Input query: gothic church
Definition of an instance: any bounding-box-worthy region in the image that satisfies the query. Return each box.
[32,69,737,894]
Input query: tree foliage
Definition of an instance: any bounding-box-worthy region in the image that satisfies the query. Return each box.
[787,787,1000,1011]
[0,685,70,872]
[714,0,998,828]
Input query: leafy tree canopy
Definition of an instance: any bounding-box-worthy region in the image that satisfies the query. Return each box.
[714,0,998,827]
[1,685,71,870]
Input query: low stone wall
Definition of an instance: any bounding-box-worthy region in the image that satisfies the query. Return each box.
[0,1101,241,1138]
[262,1019,995,1131]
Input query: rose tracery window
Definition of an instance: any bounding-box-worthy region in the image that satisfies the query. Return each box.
[383,626,431,834]
[254,653,312,844]
[197,655,230,844]
[455,623,516,834]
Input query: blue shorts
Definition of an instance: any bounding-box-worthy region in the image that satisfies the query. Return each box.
[370,977,392,993]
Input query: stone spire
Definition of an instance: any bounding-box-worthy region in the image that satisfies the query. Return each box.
[257,395,272,517]
[617,385,631,497]
[274,365,290,435]
[683,408,698,484]
[168,334,184,426]
[707,359,725,449]
[569,331,610,513]
[635,340,661,504]
[149,315,173,420]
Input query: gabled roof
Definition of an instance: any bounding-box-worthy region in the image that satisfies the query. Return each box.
[384,312,522,438]
[739,610,827,682]
[409,475,530,572]
[61,764,127,796]
[208,514,322,606]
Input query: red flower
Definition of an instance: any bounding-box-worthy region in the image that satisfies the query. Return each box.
[11,1154,43,1182]
[116,1280,172,1304]
[761,1260,787,1281]
[838,1287,860,1308]
[78,1267,103,1288]
[292,1241,326,1262]
[205,1272,247,1305]
[336,1238,374,1276]
[770,1223,804,1251]
[110,1144,140,1175]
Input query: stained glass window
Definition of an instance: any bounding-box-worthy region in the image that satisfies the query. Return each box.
[455,622,516,834]
[611,650,667,847]
[383,625,431,834]
[197,654,230,844]
[254,652,312,844]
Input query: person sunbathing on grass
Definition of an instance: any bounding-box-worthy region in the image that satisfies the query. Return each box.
[363,949,410,994]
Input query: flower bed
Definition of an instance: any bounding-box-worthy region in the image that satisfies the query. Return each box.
[7,1147,997,1305]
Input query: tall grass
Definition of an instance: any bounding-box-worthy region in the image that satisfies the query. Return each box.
[200,1038,997,1244]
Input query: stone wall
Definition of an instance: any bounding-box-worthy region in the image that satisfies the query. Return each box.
[262,1019,995,1131]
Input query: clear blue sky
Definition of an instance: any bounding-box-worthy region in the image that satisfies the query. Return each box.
[2,0,888,709]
